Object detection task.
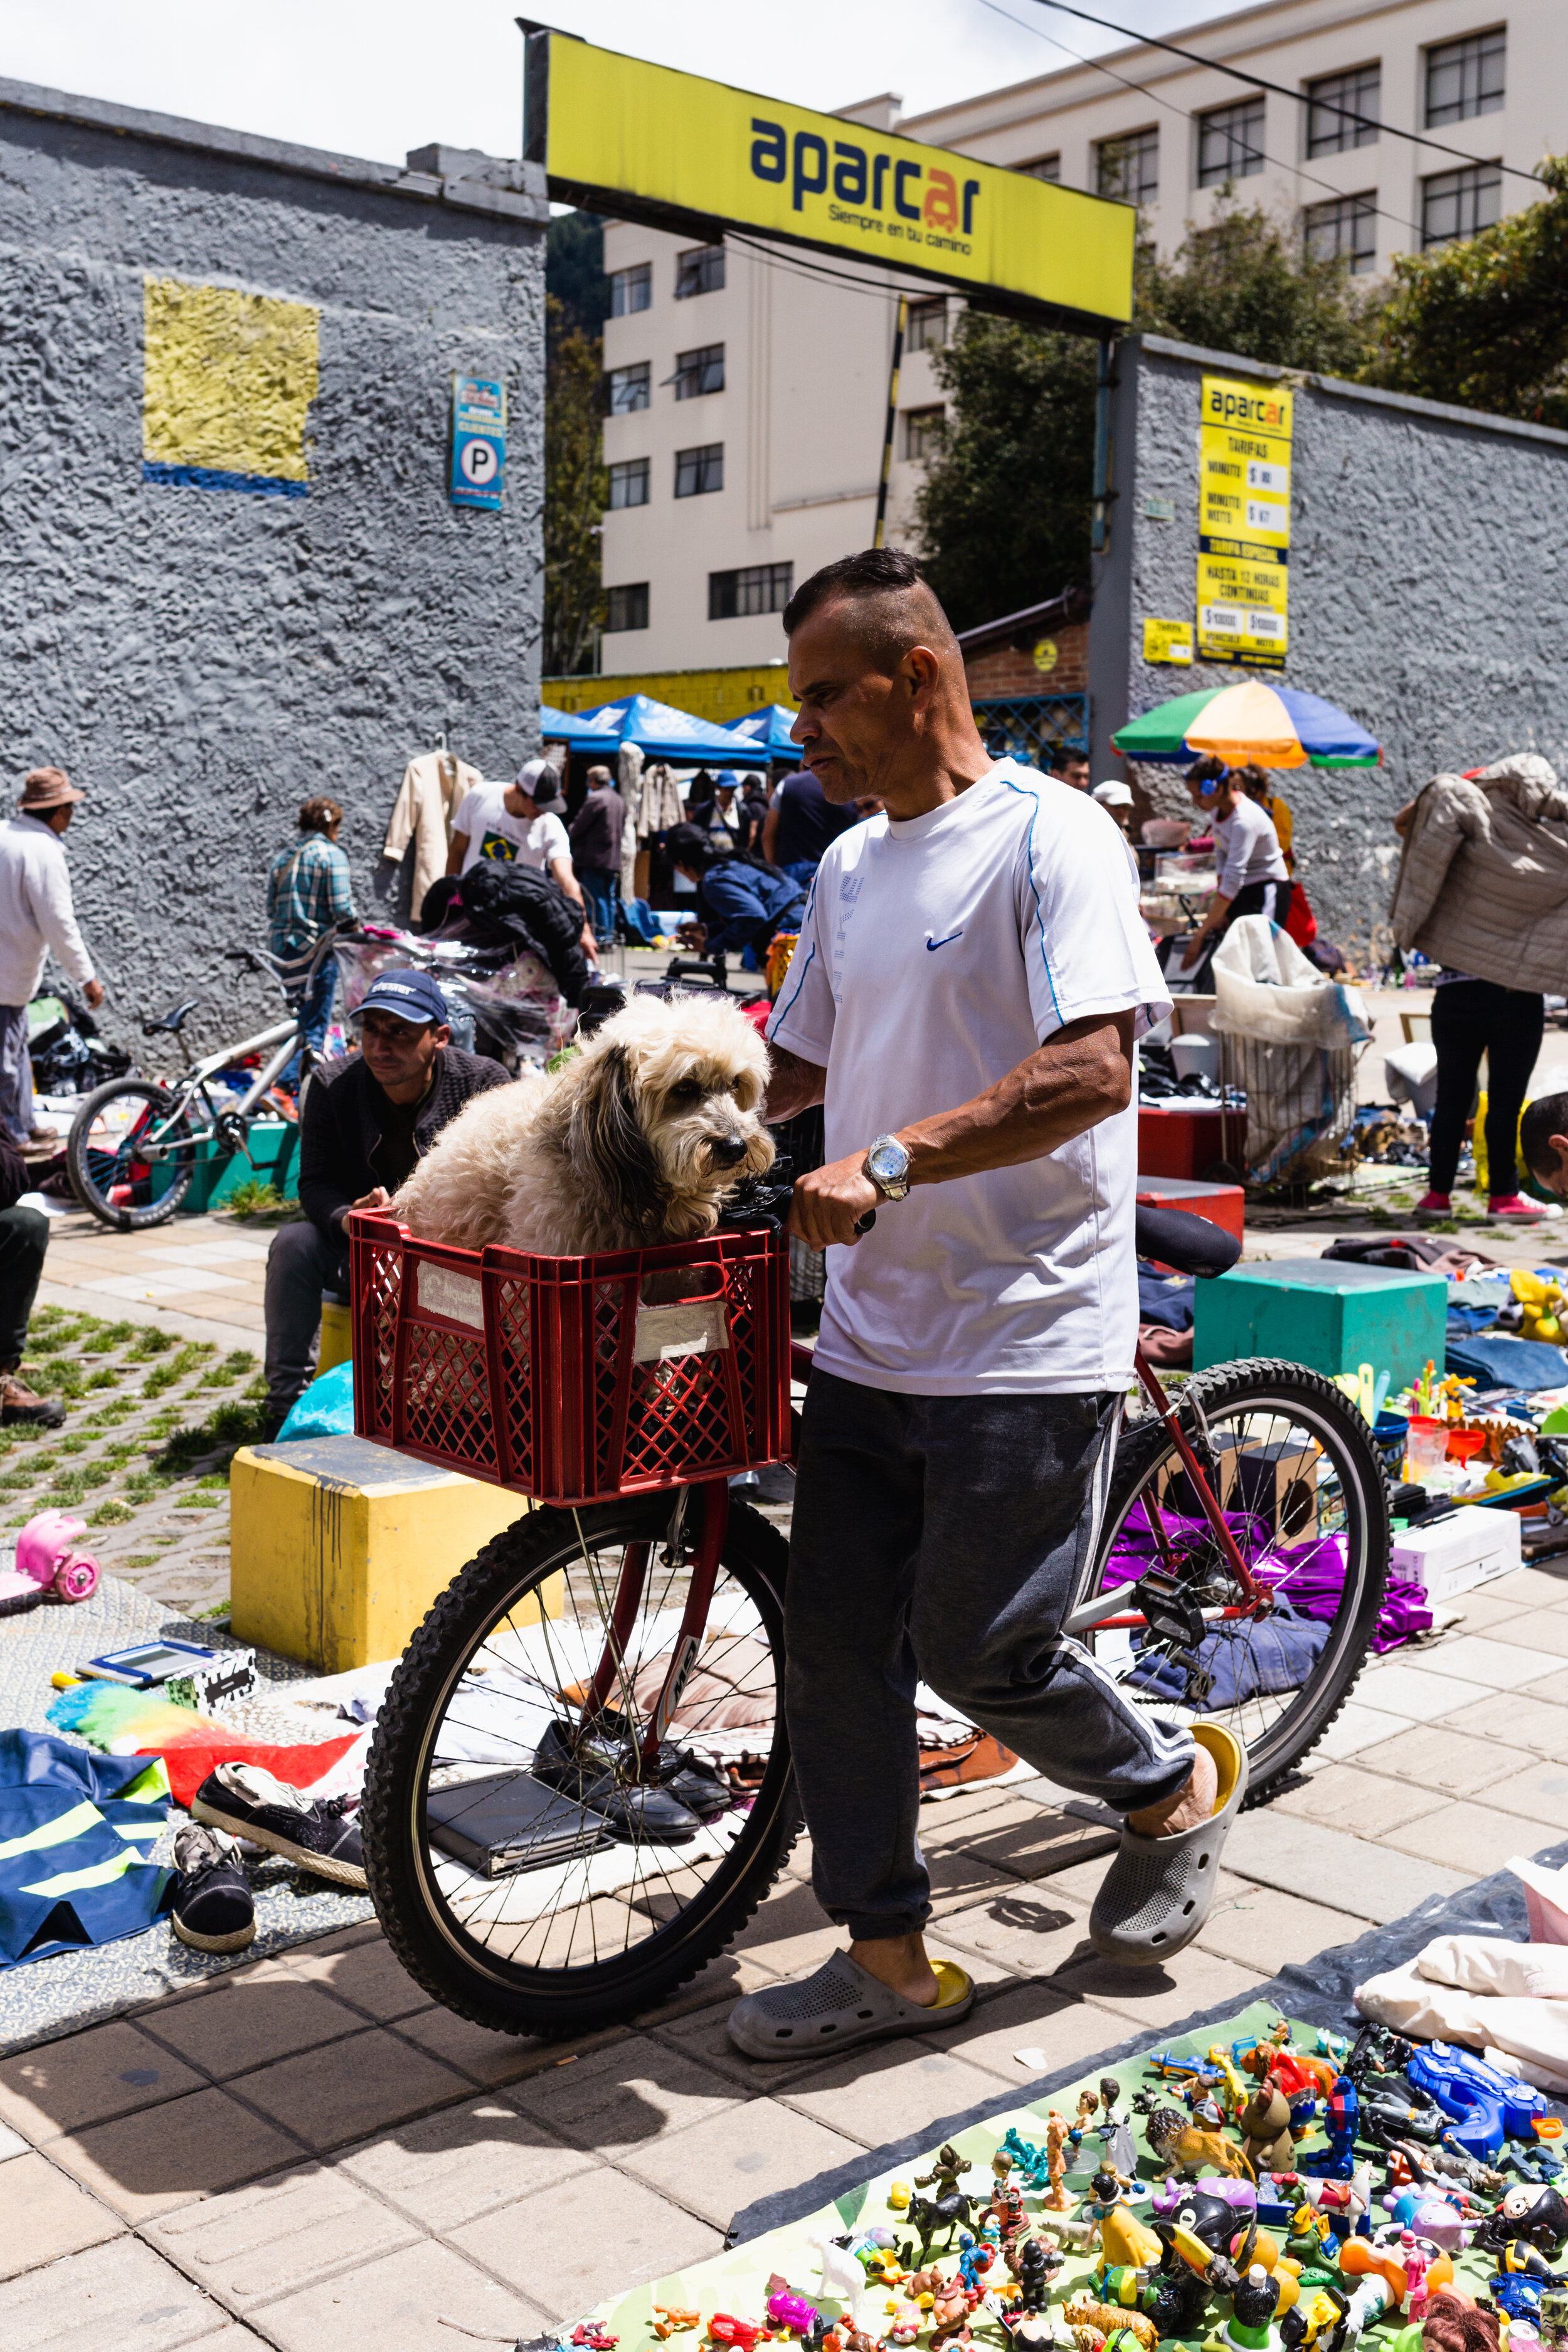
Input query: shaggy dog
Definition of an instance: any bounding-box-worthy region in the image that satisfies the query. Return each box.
[389,992,776,1256]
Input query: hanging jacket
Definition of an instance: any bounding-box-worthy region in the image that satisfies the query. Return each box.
[638,761,686,840]
[383,751,480,921]
[1388,753,1568,993]
[0,1731,171,1968]
[453,862,593,1004]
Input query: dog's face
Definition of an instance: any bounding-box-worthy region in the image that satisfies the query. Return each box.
[569,995,775,1242]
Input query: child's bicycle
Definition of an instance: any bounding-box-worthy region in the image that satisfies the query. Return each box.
[352,1200,1387,2039]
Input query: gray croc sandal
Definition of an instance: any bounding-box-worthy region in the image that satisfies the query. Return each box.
[726,1949,974,2060]
[1088,1721,1248,1968]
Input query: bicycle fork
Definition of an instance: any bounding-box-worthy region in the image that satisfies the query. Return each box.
[577,1479,732,1776]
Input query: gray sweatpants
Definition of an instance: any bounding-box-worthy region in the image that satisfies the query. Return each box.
[786,1369,1195,1942]
[0,1004,33,1145]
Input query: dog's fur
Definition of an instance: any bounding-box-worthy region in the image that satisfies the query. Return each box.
[390,992,776,1256]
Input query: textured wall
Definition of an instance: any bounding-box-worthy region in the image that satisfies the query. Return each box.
[1091,336,1568,955]
[0,100,545,1045]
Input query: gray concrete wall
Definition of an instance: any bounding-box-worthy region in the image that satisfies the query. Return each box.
[1091,334,1568,958]
[0,83,546,1045]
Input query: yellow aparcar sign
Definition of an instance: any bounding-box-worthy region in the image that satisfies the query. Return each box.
[526,29,1135,332]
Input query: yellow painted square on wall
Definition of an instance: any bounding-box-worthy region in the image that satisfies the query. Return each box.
[143,276,319,487]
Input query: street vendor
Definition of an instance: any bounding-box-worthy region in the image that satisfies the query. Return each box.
[261,968,510,1433]
[1179,762,1291,985]
[726,548,1246,2064]
[665,823,807,968]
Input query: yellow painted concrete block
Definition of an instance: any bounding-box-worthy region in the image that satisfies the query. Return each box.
[143,275,319,483]
[230,1434,532,1673]
[317,1300,352,1377]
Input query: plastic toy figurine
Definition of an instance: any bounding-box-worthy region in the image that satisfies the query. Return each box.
[1406,2043,1548,2161]
[571,2328,618,2351]
[1007,2235,1062,2312]
[908,2188,977,2260]
[1539,2286,1568,2349]
[916,2145,973,2201]
[0,1508,102,1613]
[1070,2091,1102,2154]
[1300,2079,1360,2180]
[956,2232,993,2296]
[1064,2294,1158,2351]
[1042,2112,1076,2213]
[999,2128,1052,2191]
[1280,2281,1352,2352]
[1475,2188,1568,2259]
[1145,2107,1256,2184]
[765,2294,820,2338]
[1242,2089,1296,2175]
[804,2231,876,2330]
[1227,2263,1283,2352]
[989,2183,1027,2245]
[654,2309,702,2339]
[887,2180,912,2213]
[708,2320,763,2351]
[1089,2173,1163,2273]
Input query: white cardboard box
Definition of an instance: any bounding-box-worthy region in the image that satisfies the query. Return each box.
[1390,1505,1522,1606]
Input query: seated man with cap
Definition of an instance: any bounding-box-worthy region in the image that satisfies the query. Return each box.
[262,968,511,1433]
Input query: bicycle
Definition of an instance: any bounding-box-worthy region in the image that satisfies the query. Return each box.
[352,1199,1387,2040]
[65,926,348,1231]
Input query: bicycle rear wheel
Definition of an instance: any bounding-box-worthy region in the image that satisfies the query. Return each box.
[361,1490,798,2038]
[66,1080,198,1229]
[1071,1358,1389,1801]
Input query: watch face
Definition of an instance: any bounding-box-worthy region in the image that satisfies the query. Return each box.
[868,1140,907,1182]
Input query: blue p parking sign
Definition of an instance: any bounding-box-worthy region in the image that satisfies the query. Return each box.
[450,375,505,510]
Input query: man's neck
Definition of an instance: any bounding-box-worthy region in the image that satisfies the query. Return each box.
[874,740,997,823]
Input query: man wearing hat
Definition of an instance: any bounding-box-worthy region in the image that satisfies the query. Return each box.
[1091,778,1136,837]
[0,767,102,1149]
[262,967,510,1431]
[447,759,584,908]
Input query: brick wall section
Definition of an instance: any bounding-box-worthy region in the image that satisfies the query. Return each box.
[965,621,1089,700]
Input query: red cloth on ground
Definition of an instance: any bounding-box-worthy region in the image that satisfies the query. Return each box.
[135,1732,359,1809]
[1284,882,1319,948]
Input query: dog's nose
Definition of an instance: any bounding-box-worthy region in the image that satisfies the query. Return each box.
[711,1135,749,1167]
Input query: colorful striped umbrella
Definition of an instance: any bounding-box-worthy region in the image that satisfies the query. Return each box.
[1112,681,1380,769]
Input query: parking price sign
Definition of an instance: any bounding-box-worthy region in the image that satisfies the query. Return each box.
[1196,373,1291,669]
[450,375,506,511]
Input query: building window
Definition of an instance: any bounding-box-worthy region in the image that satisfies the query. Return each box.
[1303,193,1378,274]
[674,442,724,498]
[1421,161,1502,248]
[906,299,948,353]
[1306,65,1380,156]
[1020,154,1061,181]
[607,361,650,415]
[709,563,793,621]
[904,406,946,462]
[675,244,726,299]
[608,458,649,510]
[673,343,725,400]
[1197,98,1266,186]
[1426,30,1505,127]
[609,263,651,318]
[606,582,649,633]
[1096,129,1158,207]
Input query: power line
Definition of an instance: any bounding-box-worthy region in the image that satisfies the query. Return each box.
[1023,0,1543,185]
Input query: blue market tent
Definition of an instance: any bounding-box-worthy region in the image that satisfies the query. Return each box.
[731,704,802,758]
[539,701,595,744]
[544,692,758,761]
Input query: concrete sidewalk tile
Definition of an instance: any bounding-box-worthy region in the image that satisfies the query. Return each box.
[1354,1724,1524,1796]
[338,2097,599,2234]
[227,2027,470,2153]
[1447,1589,1527,1634]
[920,1781,1041,1830]
[280,1929,433,2023]
[632,1946,768,2027]
[619,2095,862,2229]
[0,2233,233,2347]
[0,2150,122,2277]
[1269,1762,1442,1835]
[921,1932,1022,1998]
[645,2003,787,2089]
[448,2167,724,2319]
[777,2040,1005,2148]
[1310,1700,1416,1762]
[1452,1757,1568,1824]
[1441,1691,1568,1750]
[1357,1660,1495,1719]
[925,1849,1025,1917]
[729,1875,845,1980]
[1220,1808,1471,1919]
[1056,1944,1265,2030]
[146,2163,417,2307]
[0,2019,205,2143]
[51,2085,300,2222]
[1496,1611,1568,1658]
[139,1967,366,2079]
[1384,1798,1558,1875]
[931,1887,1096,1981]
[1493,1566,1568,1609]
[262,2237,546,2352]
[511,2030,743,2153]
[1422,1633,1567,1689]
[1196,1875,1367,1975]
[391,2003,564,2090]
[0,2118,28,2159]
[960,1808,1120,1885]
[915,1983,1118,2082]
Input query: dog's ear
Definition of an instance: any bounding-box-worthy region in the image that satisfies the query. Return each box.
[573,1041,667,1242]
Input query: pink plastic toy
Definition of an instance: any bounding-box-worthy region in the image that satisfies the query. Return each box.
[0,1511,102,1611]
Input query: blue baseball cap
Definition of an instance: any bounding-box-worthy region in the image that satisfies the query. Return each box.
[357,968,449,1026]
[714,770,739,789]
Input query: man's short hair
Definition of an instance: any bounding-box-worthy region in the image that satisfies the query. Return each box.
[1520,1093,1568,1184]
[299,795,342,834]
[781,548,960,674]
[585,765,613,787]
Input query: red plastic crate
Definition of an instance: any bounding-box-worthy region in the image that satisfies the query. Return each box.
[348,1213,791,1507]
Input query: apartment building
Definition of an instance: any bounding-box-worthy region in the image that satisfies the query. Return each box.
[595,1,1563,675]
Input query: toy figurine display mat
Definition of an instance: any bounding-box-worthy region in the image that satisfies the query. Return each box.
[573,1979,1568,2348]
[0,1574,372,2053]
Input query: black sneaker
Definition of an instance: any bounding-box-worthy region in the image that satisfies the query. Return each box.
[191,1762,366,1888]
[595,1707,732,1822]
[532,1719,703,1844]
[170,1821,255,1953]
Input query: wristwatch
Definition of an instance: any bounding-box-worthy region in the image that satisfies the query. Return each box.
[864,1133,913,1202]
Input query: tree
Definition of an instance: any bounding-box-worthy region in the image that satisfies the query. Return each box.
[543,294,607,677]
[546,209,610,345]
[1364,157,1568,427]
[917,197,1378,628]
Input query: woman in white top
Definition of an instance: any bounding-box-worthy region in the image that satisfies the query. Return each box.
[1179,760,1291,984]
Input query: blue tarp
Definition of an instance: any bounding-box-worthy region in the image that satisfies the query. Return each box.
[277,1359,356,1441]
[541,692,758,761]
[0,1732,171,1968]
[731,703,803,758]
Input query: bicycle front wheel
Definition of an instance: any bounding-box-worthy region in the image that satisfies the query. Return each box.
[66,1081,199,1229]
[1073,1357,1389,1800]
[361,1491,798,2038]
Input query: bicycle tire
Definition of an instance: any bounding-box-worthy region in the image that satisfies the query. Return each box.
[66,1079,197,1230]
[1079,1357,1389,1803]
[361,1493,799,2038]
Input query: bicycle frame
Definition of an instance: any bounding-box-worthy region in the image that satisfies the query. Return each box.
[134,1015,302,1161]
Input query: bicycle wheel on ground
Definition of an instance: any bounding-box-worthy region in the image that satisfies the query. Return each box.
[66,1080,199,1230]
[361,1491,798,2038]
[1071,1357,1388,1802]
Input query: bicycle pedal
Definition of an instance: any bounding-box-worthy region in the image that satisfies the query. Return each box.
[1132,1567,1206,1651]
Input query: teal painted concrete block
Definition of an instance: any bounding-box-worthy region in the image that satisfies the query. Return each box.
[151,1118,299,1212]
[1194,1259,1447,1389]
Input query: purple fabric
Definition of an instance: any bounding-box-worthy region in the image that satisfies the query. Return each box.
[1104,1511,1430,1653]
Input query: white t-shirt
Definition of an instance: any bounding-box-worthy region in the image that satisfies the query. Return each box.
[768,762,1172,1396]
[453,785,570,878]
[1214,797,1288,898]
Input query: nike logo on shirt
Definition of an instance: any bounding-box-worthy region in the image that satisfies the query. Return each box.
[926,930,963,951]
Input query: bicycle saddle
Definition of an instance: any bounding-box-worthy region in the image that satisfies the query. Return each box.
[1135,1204,1241,1278]
[142,999,200,1036]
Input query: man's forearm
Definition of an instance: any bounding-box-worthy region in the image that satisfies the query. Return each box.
[764,1044,825,1123]
[897,1012,1135,1185]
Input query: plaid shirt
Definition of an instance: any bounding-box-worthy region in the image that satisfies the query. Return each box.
[267,835,356,961]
